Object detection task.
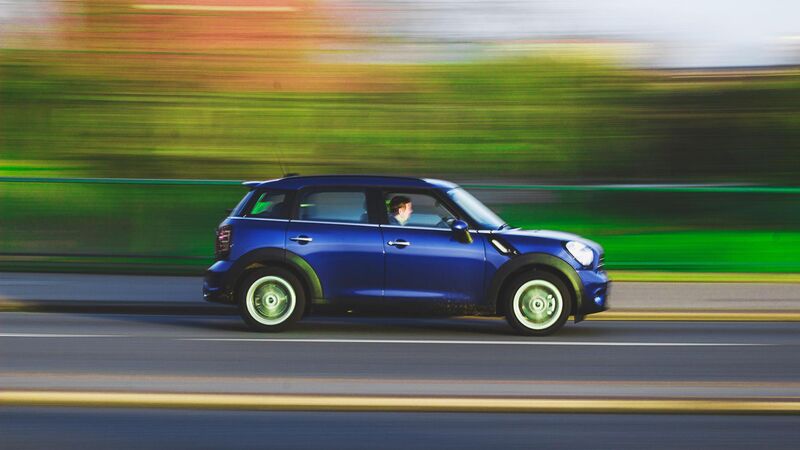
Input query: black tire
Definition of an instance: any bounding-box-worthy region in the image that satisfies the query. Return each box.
[504,270,571,336]
[237,267,306,332]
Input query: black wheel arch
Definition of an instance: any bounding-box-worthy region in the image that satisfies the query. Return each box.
[488,253,587,322]
[224,248,325,305]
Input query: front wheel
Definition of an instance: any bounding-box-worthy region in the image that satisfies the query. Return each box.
[504,271,571,336]
[238,268,306,332]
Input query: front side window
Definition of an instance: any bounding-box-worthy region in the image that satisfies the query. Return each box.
[244,191,288,219]
[384,192,456,229]
[446,188,505,230]
[298,190,369,224]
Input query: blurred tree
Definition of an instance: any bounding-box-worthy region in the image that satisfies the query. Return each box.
[1,2,799,183]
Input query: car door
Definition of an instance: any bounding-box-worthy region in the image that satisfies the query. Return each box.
[286,188,384,302]
[380,190,487,304]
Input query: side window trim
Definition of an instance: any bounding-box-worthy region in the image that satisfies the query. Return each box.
[289,219,379,228]
[380,224,453,232]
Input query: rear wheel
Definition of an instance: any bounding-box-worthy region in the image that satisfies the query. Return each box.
[238,268,305,332]
[504,271,571,336]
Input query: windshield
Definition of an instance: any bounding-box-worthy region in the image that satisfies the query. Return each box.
[446,188,506,230]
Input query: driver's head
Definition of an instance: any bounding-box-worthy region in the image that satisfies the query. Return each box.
[389,195,413,222]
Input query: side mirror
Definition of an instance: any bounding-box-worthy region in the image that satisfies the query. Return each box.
[450,219,473,244]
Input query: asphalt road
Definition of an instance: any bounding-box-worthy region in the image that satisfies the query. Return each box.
[2,315,799,449]
[2,312,799,397]
[2,272,800,311]
[3,408,799,450]
[2,273,799,448]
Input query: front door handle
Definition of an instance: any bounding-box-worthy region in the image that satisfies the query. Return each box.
[289,235,313,244]
[387,239,411,248]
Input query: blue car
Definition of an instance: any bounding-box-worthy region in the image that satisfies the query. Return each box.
[203,175,608,335]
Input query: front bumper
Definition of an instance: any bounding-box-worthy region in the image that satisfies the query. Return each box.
[576,269,610,319]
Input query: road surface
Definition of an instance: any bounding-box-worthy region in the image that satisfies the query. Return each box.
[1,272,799,313]
[1,272,799,448]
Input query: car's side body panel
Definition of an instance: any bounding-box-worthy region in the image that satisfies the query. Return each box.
[204,247,328,305]
[381,225,487,304]
[203,247,285,305]
[485,252,609,321]
[286,220,384,302]
[225,217,288,262]
[487,253,586,319]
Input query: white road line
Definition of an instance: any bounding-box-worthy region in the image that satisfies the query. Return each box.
[0,334,126,338]
[0,334,771,346]
[180,338,767,347]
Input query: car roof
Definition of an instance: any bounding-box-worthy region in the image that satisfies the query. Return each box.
[244,175,459,190]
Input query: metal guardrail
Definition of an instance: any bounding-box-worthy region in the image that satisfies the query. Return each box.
[2,177,799,193]
[465,184,800,194]
[0,252,208,260]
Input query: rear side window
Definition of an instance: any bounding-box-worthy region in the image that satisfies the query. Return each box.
[244,191,288,219]
[298,190,368,224]
[231,191,254,217]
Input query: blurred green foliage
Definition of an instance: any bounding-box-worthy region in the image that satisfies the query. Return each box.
[2,50,799,182]
[2,50,799,274]
[497,190,800,272]
[0,181,242,255]
[1,181,798,274]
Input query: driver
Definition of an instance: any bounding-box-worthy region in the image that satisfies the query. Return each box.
[388,195,413,226]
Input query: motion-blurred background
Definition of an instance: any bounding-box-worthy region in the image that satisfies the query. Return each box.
[1,0,799,276]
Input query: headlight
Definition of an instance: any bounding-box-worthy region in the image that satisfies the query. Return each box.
[566,241,594,267]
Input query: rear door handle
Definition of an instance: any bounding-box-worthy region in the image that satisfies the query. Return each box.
[290,235,313,244]
[387,239,411,248]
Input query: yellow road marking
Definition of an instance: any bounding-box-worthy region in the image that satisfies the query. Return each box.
[131,4,297,12]
[2,391,799,414]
